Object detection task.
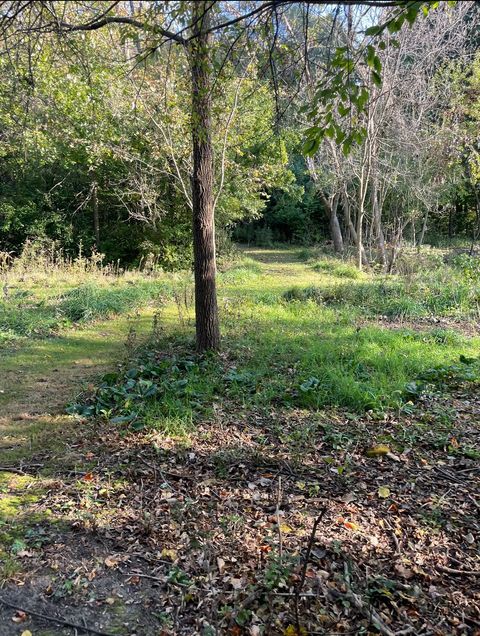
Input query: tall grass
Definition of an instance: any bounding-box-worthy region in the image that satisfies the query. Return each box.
[0,240,168,343]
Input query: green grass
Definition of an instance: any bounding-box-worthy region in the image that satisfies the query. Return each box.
[68,247,480,426]
[283,260,480,320]
[0,280,169,343]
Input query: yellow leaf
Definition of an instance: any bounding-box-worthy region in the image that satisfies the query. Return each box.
[284,626,307,636]
[365,444,390,457]
[161,548,177,561]
[378,486,391,498]
[21,632,33,636]
[344,521,360,531]
[279,523,293,534]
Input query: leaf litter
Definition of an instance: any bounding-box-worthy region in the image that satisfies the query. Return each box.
[0,377,479,635]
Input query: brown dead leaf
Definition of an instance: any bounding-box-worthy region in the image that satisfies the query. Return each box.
[12,610,27,623]
[104,555,119,568]
[217,557,226,574]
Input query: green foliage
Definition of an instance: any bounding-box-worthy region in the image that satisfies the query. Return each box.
[404,355,480,399]
[0,27,293,268]
[67,351,222,431]
[70,248,480,419]
[305,1,453,155]
[312,260,362,279]
[0,244,166,343]
[283,261,480,320]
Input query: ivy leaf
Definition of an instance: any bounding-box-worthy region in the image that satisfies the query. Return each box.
[371,70,382,87]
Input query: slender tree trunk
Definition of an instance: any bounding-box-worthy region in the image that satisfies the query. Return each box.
[371,182,386,268]
[319,191,343,253]
[189,2,220,352]
[343,189,368,266]
[418,208,429,251]
[92,180,100,248]
[329,194,344,254]
[357,175,367,271]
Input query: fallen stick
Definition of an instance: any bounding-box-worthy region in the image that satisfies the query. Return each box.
[0,467,27,475]
[436,565,480,576]
[0,596,115,636]
[343,563,415,636]
[294,508,327,634]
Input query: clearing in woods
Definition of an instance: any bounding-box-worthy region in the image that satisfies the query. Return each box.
[0,248,479,635]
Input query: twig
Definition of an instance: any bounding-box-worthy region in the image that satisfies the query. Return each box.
[384,518,401,555]
[294,508,327,634]
[0,466,27,475]
[0,596,115,636]
[342,562,415,636]
[137,455,174,490]
[276,476,283,562]
[436,565,480,576]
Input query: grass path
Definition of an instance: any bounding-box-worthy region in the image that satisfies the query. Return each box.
[0,309,156,464]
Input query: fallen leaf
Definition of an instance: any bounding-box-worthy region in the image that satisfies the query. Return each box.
[378,486,391,498]
[104,555,119,568]
[12,610,27,623]
[365,444,390,457]
[161,548,177,561]
[217,557,225,574]
[343,521,360,531]
[83,472,94,482]
[105,597,115,605]
[21,631,32,636]
[395,564,414,580]
[279,523,293,533]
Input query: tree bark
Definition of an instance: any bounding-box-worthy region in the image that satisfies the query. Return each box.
[329,196,344,254]
[318,191,343,253]
[418,208,429,251]
[189,2,220,352]
[371,178,386,268]
[342,189,368,267]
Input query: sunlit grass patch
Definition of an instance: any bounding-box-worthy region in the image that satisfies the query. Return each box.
[312,259,363,279]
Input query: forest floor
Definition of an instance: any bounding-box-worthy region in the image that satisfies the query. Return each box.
[0,247,479,636]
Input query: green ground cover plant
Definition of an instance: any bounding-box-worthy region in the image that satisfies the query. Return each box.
[68,248,480,422]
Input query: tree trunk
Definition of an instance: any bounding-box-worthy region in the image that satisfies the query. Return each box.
[319,191,343,253]
[189,2,220,352]
[418,208,429,251]
[342,189,368,266]
[371,183,386,268]
[329,194,344,253]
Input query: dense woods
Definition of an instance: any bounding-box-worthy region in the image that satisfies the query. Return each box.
[1,1,479,265]
[1,3,480,635]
